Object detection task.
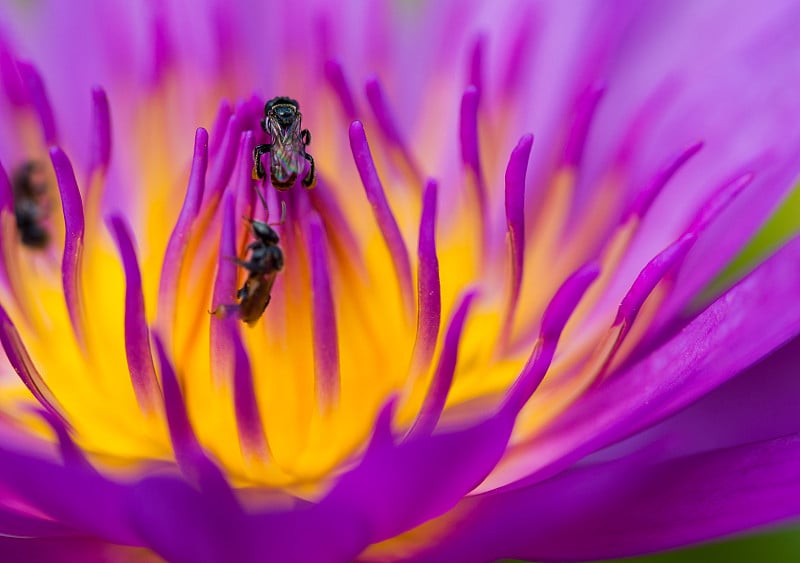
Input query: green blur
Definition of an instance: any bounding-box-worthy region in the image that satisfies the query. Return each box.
[702,181,800,298]
[507,184,800,563]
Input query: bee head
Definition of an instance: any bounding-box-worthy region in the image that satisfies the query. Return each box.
[250,219,280,245]
[265,96,300,128]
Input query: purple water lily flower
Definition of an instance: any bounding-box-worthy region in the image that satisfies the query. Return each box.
[0,1,799,562]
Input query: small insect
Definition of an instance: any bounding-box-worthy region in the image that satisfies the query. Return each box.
[253,96,316,190]
[213,217,284,326]
[12,161,51,248]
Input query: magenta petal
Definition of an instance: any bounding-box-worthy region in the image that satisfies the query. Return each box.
[0,537,126,562]
[127,474,243,563]
[0,446,138,546]
[502,234,800,490]
[603,333,800,462]
[320,399,516,543]
[417,433,800,562]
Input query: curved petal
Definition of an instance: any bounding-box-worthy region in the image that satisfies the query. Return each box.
[0,537,139,562]
[591,332,800,463]
[412,433,800,562]
[485,233,800,490]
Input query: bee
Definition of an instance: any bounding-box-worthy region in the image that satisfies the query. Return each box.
[213,217,284,326]
[12,161,51,248]
[253,96,316,190]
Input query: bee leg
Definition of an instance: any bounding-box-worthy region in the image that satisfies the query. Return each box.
[302,152,316,189]
[209,302,240,319]
[252,144,271,180]
[301,129,311,146]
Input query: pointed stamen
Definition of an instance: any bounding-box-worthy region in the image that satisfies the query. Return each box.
[503,262,600,415]
[156,128,208,347]
[87,86,112,179]
[616,234,697,328]
[590,234,697,382]
[306,212,341,409]
[406,290,477,440]
[349,121,414,318]
[409,179,441,378]
[231,324,269,461]
[106,214,161,413]
[501,134,534,346]
[0,40,26,105]
[204,113,242,206]
[50,147,86,351]
[466,34,486,101]
[459,86,488,214]
[624,141,704,221]
[325,59,358,121]
[209,100,233,155]
[501,11,540,98]
[17,62,57,144]
[365,75,423,183]
[562,86,603,169]
[688,171,753,234]
[0,304,67,425]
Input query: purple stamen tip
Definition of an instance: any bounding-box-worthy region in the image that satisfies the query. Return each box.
[349,120,414,317]
[625,141,704,221]
[325,59,358,120]
[459,86,481,172]
[615,233,697,327]
[18,61,57,145]
[89,86,112,176]
[505,134,534,300]
[365,74,402,147]
[50,146,86,348]
[690,171,754,234]
[106,213,161,412]
[503,263,600,415]
[206,113,243,204]
[411,179,442,372]
[407,289,478,440]
[562,86,604,169]
[540,262,600,340]
[467,33,486,100]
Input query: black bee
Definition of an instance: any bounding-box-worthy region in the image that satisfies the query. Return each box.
[253,96,316,190]
[214,217,284,326]
[12,161,50,248]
